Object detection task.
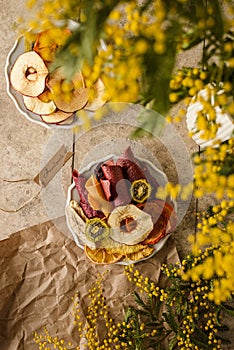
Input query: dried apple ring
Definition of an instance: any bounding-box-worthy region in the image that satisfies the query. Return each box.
[84,79,107,111]
[47,67,88,112]
[10,51,48,96]
[41,109,73,124]
[23,93,56,115]
[108,204,153,245]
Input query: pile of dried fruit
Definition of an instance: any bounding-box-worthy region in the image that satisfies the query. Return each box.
[9,28,106,125]
[66,147,177,264]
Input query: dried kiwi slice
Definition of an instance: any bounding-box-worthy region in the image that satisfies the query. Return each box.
[130,179,152,203]
[85,218,110,242]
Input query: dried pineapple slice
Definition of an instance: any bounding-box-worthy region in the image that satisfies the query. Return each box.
[124,246,154,262]
[84,245,123,264]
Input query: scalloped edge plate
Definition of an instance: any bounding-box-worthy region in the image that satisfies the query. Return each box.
[5,20,108,130]
[5,35,80,130]
[186,88,234,148]
[65,154,176,265]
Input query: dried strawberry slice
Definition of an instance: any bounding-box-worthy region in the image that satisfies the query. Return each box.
[125,163,147,182]
[117,146,146,182]
[117,146,137,164]
[100,179,112,201]
[101,164,130,205]
[94,158,114,182]
[101,164,124,197]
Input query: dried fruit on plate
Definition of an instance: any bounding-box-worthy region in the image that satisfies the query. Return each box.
[9,27,107,127]
[68,146,177,264]
[23,90,56,115]
[101,162,131,206]
[84,79,107,111]
[70,199,88,222]
[102,239,150,255]
[85,174,113,215]
[116,146,147,182]
[65,205,97,249]
[40,109,73,124]
[163,202,177,233]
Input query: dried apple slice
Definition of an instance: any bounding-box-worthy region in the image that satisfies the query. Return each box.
[41,109,73,124]
[108,204,153,245]
[33,28,71,63]
[54,86,89,112]
[47,68,89,112]
[57,115,74,125]
[85,174,113,215]
[85,79,107,111]
[23,90,56,115]
[10,51,48,96]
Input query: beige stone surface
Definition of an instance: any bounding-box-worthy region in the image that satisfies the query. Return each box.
[0,0,50,237]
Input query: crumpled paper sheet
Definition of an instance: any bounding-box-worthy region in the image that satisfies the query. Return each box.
[0,218,180,350]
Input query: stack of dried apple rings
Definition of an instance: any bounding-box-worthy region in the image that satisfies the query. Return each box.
[9,28,106,125]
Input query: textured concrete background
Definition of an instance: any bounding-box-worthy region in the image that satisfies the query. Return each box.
[0,1,233,348]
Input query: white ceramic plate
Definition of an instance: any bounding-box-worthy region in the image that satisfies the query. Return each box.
[186,88,234,148]
[5,20,108,129]
[65,154,176,265]
[5,35,80,129]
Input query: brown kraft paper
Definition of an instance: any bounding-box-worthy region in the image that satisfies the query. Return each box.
[0,219,180,350]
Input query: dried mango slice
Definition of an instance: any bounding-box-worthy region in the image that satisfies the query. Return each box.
[130,179,152,203]
[85,218,109,242]
[85,174,113,215]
